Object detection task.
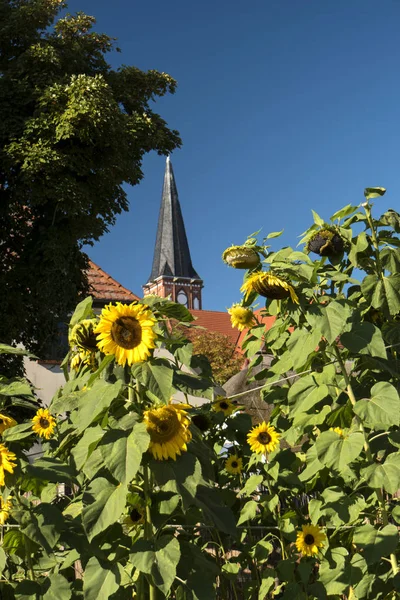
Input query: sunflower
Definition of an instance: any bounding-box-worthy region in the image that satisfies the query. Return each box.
[222,245,260,269]
[143,403,192,461]
[0,414,17,435]
[329,427,345,437]
[191,413,212,432]
[0,445,17,486]
[32,408,56,440]
[0,496,12,525]
[122,506,145,529]
[225,455,243,475]
[247,422,280,454]
[241,271,299,304]
[69,319,98,352]
[212,397,237,417]
[227,304,256,331]
[295,524,326,557]
[306,229,344,257]
[70,350,97,372]
[95,302,157,366]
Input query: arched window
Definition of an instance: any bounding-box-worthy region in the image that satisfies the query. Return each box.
[177,290,188,306]
[193,296,200,310]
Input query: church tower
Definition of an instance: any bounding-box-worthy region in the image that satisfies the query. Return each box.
[143,157,203,309]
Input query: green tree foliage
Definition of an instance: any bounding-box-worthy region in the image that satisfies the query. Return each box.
[0,0,181,365]
[190,329,245,386]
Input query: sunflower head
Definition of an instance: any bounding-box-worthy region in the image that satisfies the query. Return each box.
[247,422,280,454]
[122,505,145,529]
[227,303,256,331]
[69,319,98,352]
[191,413,212,432]
[0,444,17,486]
[0,413,17,435]
[0,496,12,525]
[329,426,345,437]
[143,402,192,461]
[70,350,98,373]
[212,397,237,417]
[222,245,261,269]
[32,408,56,440]
[241,271,299,304]
[95,302,157,367]
[295,524,326,557]
[225,454,243,475]
[306,228,344,257]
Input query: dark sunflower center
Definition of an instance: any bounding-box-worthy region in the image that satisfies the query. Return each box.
[149,411,181,443]
[231,461,238,468]
[219,401,229,410]
[111,317,142,349]
[39,418,49,428]
[258,432,271,444]
[129,509,141,522]
[304,534,314,545]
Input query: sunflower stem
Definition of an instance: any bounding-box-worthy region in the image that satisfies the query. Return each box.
[143,465,158,600]
[334,346,399,576]
[363,203,384,281]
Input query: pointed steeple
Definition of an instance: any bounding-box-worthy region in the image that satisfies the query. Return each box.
[148,156,201,282]
[144,157,203,310]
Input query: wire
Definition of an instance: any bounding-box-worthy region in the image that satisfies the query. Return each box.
[227,340,400,402]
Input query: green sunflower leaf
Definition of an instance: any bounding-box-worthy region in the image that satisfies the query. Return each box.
[82,478,127,541]
[130,536,180,595]
[315,431,364,472]
[41,574,72,600]
[364,187,386,199]
[362,453,400,494]
[76,379,123,433]
[237,500,258,525]
[82,557,121,600]
[0,344,37,358]
[131,359,173,403]
[99,422,149,484]
[353,381,400,429]
[69,296,94,328]
[341,322,386,359]
[353,524,398,564]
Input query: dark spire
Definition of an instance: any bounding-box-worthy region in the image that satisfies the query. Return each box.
[148,157,201,282]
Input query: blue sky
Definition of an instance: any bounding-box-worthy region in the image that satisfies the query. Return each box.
[66,0,400,311]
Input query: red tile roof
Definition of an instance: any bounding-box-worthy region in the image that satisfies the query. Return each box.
[190,308,276,352]
[87,260,140,303]
[190,309,240,345]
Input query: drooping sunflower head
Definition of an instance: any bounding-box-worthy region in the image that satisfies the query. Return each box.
[70,350,98,373]
[0,444,17,486]
[0,413,17,435]
[240,271,299,304]
[32,408,56,440]
[306,228,344,257]
[69,319,99,352]
[143,403,192,461]
[247,422,280,454]
[95,302,157,367]
[295,524,326,557]
[329,427,345,437]
[225,454,243,475]
[0,496,12,525]
[227,303,256,331]
[222,245,261,269]
[212,397,237,417]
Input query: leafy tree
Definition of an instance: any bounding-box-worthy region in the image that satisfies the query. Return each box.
[190,329,245,385]
[0,0,181,369]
